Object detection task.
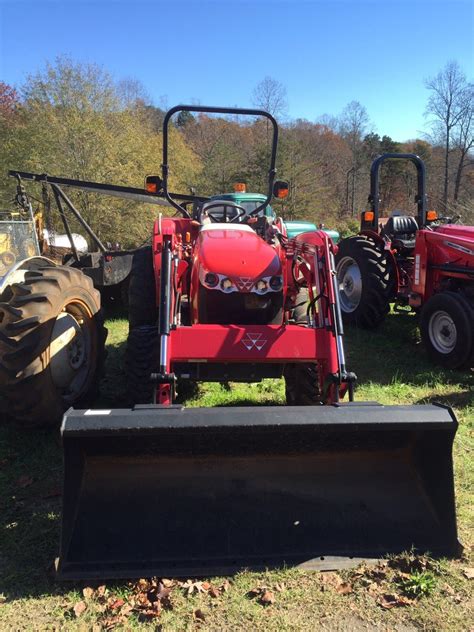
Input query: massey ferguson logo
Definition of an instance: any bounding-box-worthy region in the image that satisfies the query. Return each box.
[235,277,254,291]
[241,333,267,351]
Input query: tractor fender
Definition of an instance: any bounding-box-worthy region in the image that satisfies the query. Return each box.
[0,255,56,298]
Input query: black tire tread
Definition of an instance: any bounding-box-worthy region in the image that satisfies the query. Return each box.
[336,235,395,328]
[284,362,322,405]
[0,266,107,427]
[125,325,158,405]
[128,246,158,327]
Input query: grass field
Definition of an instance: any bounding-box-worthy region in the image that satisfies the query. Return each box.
[0,308,472,630]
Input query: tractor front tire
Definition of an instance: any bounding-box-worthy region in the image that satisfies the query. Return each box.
[125,325,158,405]
[284,363,322,405]
[420,291,473,369]
[336,235,394,328]
[126,247,159,404]
[128,246,158,328]
[0,266,106,427]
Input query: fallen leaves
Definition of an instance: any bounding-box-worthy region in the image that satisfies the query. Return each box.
[320,572,353,595]
[248,586,276,606]
[180,580,210,596]
[463,567,474,579]
[70,579,173,627]
[193,608,206,622]
[260,590,276,605]
[336,582,353,595]
[178,578,230,599]
[73,600,87,617]
[378,593,413,609]
[82,586,94,600]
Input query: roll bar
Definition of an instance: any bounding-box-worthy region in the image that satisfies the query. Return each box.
[162,105,279,219]
[363,153,428,231]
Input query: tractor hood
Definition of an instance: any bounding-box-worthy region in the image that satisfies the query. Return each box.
[433,224,474,257]
[198,224,281,278]
[434,224,474,241]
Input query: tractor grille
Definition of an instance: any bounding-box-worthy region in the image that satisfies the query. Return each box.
[198,286,283,325]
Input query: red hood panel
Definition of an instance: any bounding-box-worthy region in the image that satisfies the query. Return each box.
[434,224,474,240]
[197,226,281,278]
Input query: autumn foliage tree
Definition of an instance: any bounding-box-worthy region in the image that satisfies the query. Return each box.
[0,61,472,244]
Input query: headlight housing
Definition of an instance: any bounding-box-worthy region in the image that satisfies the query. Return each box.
[200,268,283,294]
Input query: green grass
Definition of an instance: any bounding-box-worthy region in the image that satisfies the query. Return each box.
[0,308,472,630]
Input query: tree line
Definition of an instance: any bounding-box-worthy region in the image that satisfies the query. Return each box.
[0,58,472,247]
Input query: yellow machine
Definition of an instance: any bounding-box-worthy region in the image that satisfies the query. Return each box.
[0,180,105,428]
[0,208,42,282]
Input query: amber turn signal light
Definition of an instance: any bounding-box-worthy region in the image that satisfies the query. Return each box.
[145,175,162,194]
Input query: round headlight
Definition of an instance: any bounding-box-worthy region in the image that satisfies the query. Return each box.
[256,279,268,292]
[269,275,283,290]
[221,277,233,291]
[204,272,219,288]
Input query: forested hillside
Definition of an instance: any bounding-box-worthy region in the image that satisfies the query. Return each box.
[0,58,472,247]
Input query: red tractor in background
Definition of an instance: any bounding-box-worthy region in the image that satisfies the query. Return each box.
[56,109,459,581]
[336,153,474,369]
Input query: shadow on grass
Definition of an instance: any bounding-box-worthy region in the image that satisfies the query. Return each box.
[0,424,63,599]
[415,390,474,410]
[345,310,474,391]
[214,397,285,407]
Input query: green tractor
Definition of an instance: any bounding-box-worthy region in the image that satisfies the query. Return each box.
[208,186,340,242]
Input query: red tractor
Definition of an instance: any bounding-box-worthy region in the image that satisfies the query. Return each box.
[56,109,458,580]
[336,153,474,369]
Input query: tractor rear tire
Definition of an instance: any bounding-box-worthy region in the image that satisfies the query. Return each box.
[0,266,106,427]
[336,235,395,328]
[420,291,474,370]
[284,363,322,405]
[128,246,157,328]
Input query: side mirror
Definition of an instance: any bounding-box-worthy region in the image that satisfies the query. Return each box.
[145,175,163,194]
[273,180,289,199]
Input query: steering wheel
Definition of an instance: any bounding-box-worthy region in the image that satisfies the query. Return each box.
[203,202,247,224]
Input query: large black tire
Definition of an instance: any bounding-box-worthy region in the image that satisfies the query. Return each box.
[125,326,200,405]
[126,247,158,404]
[128,246,158,328]
[285,288,321,404]
[336,235,395,328]
[125,325,158,404]
[420,291,474,370]
[284,363,322,405]
[0,266,107,427]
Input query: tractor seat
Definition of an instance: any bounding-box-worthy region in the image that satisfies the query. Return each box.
[383,215,418,251]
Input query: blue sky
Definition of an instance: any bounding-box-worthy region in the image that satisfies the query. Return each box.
[0,0,472,141]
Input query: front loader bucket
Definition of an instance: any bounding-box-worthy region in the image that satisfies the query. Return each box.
[57,403,459,580]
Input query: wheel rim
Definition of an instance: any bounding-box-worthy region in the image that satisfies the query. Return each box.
[337,256,362,312]
[428,309,457,354]
[49,300,94,400]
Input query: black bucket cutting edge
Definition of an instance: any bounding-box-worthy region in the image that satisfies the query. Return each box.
[57,402,459,580]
